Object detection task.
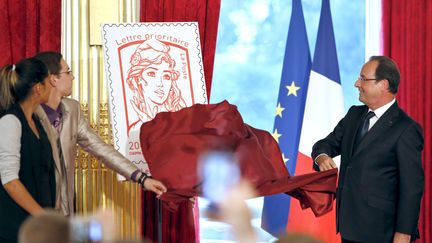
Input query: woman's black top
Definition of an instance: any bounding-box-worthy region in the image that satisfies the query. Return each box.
[0,105,56,242]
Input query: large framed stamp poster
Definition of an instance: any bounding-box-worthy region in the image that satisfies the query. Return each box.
[101,22,208,175]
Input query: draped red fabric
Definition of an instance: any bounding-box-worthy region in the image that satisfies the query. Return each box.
[140,0,221,101]
[139,1,221,242]
[0,0,61,66]
[139,100,337,217]
[382,1,432,242]
[141,191,196,243]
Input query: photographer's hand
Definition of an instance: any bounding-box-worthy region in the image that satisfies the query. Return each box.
[215,180,257,243]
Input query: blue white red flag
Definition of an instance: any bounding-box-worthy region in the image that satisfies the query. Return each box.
[262,1,344,242]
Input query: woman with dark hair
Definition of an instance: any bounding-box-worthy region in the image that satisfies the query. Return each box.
[0,58,56,242]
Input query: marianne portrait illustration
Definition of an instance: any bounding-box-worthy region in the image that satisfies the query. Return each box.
[126,39,187,133]
[102,23,207,171]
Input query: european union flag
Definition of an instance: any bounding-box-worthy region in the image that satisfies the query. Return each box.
[261,0,312,236]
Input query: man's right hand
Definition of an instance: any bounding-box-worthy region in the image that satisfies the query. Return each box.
[316,154,337,171]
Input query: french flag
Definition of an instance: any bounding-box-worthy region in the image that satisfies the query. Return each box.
[262,1,344,242]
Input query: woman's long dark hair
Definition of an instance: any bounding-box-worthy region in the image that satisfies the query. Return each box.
[0,58,48,113]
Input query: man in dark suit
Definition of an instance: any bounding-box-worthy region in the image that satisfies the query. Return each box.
[312,56,424,243]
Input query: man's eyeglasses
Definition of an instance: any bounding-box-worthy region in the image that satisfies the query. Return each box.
[57,70,72,75]
[357,77,378,82]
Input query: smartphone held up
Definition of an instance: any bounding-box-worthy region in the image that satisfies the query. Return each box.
[198,150,241,211]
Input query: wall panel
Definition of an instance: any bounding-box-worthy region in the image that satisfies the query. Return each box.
[61,0,141,239]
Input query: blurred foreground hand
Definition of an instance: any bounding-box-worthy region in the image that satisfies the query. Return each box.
[209,179,257,243]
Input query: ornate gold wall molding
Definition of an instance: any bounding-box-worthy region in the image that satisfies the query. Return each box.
[61,0,141,239]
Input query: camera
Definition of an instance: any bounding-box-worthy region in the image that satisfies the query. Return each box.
[70,216,103,243]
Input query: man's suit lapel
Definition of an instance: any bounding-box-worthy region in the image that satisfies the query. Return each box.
[35,106,64,211]
[352,102,400,156]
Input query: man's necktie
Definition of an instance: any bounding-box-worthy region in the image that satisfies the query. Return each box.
[53,114,62,134]
[354,111,375,150]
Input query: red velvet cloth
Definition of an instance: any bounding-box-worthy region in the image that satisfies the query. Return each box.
[140,101,337,216]
[141,191,195,243]
[383,1,432,242]
[0,0,61,66]
[139,2,221,242]
[140,0,221,101]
